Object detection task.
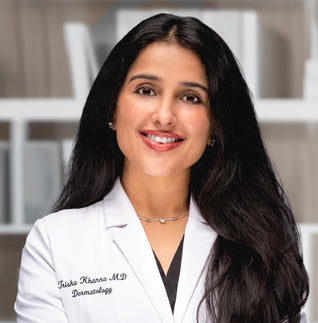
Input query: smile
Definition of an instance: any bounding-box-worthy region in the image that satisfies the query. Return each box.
[139,131,185,152]
[143,133,182,144]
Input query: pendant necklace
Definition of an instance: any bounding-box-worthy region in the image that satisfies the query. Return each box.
[137,211,189,224]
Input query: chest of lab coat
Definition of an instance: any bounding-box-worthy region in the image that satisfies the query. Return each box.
[15,179,217,323]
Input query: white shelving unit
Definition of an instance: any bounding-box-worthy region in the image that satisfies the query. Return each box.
[0,99,83,234]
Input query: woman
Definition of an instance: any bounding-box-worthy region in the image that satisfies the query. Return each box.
[15,13,309,322]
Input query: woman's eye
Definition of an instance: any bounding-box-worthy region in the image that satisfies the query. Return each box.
[182,94,202,104]
[136,87,155,96]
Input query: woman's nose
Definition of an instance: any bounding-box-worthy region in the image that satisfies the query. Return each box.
[152,97,177,128]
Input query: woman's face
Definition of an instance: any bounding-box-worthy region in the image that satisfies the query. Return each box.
[114,42,211,178]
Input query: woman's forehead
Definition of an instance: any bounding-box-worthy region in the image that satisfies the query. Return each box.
[125,42,208,86]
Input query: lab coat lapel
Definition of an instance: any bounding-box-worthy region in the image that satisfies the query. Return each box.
[103,180,173,322]
[174,197,217,322]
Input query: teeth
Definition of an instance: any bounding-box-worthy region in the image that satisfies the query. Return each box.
[146,134,178,144]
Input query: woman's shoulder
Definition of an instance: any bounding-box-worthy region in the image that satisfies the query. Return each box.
[22,199,109,261]
[28,179,130,245]
[33,199,106,239]
[40,179,125,231]
[46,199,104,221]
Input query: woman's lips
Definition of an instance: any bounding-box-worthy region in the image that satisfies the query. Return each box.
[139,130,185,151]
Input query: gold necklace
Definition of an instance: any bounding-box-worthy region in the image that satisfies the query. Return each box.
[137,211,189,224]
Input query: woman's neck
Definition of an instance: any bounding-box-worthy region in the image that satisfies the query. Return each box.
[120,167,190,220]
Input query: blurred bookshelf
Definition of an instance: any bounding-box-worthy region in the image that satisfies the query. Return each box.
[0,0,318,322]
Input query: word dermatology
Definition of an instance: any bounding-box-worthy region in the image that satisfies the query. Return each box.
[72,287,112,298]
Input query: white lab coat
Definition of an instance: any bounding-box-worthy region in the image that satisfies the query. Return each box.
[15,179,307,323]
[15,179,217,323]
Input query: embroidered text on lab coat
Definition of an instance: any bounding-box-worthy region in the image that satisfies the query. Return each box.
[58,273,127,298]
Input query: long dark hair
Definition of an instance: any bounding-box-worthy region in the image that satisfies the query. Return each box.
[54,13,309,322]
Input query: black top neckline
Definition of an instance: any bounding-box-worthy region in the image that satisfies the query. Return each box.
[153,236,184,312]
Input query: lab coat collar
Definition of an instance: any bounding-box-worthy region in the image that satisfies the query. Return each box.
[103,178,138,228]
[174,199,217,322]
[102,178,216,322]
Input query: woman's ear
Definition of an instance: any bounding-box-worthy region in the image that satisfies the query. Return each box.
[112,110,117,130]
[207,123,216,147]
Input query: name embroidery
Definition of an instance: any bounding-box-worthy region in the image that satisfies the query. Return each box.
[58,273,127,298]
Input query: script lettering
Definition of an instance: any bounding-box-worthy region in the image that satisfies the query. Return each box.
[109,273,127,281]
[80,275,108,284]
[58,279,78,289]
[72,287,112,297]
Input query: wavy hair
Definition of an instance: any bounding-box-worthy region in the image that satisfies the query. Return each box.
[53,13,309,322]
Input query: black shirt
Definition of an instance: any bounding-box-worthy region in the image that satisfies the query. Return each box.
[153,236,184,312]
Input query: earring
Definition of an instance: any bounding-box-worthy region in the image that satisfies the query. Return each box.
[108,121,114,130]
[207,137,215,147]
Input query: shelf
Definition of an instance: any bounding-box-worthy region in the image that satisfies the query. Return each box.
[255,99,318,123]
[0,99,82,121]
[0,224,32,235]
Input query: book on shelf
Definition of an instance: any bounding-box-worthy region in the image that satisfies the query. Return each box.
[0,142,9,224]
[23,141,62,224]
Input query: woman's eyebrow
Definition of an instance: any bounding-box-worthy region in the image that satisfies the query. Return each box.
[128,74,161,83]
[180,82,208,93]
[128,74,208,93]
